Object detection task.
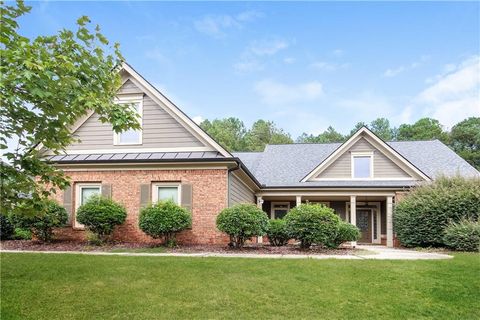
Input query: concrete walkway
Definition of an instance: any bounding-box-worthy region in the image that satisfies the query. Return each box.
[1,246,453,260]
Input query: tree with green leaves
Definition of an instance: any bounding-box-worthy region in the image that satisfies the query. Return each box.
[0,1,139,216]
[348,121,367,137]
[396,118,448,142]
[449,117,480,170]
[200,117,246,151]
[244,120,293,151]
[369,118,394,141]
[297,126,345,143]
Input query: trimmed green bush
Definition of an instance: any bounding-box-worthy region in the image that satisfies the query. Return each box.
[14,200,68,242]
[76,195,126,242]
[395,176,480,247]
[0,214,15,240]
[334,222,360,247]
[13,228,32,240]
[443,219,480,252]
[267,219,290,246]
[216,203,269,248]
[139,201,191,247]
[285,204,341,249]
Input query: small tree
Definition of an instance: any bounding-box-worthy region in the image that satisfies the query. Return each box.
[139,201,191,247]
[395,176,480,247]
[333,222,360,248]
[76,196,126,243]
[216,204,269,248]
[285,204,341,249]
[267,219,290,246]
[443,219,480,252]
[14,200,68,242]
[0,214,15,240]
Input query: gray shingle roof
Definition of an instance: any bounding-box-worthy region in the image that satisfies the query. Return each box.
[233,140,479,187]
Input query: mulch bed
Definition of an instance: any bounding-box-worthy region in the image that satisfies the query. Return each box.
[1,240,357,255]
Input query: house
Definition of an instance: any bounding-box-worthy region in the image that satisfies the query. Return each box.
[44,63,480,247]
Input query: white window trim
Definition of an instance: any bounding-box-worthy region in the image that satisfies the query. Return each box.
[152,182,182,205]
[113,95,143,146]
[75,183,102,229]
[351,151,374,179]
[270,202,290,219]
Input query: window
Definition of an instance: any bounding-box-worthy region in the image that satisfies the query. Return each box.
[75,183,101,229]
[271,202,290,219]
[113,97,143,145]
[152,183,181,205]
[352,153,373,178]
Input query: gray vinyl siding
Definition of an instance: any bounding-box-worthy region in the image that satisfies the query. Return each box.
[317,138,412,179]
[118,79,143,95]
[229,173,255,206]
[68,80,207,151]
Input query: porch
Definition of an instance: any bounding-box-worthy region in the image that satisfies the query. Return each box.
[256,191,395,247]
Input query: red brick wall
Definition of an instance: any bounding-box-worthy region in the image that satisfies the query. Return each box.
[51,169,230,245]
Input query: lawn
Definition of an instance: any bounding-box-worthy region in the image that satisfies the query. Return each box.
[1,253,479,319]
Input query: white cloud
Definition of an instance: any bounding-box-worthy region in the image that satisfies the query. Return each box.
[383,55,430,78]
[233,60,264,73]
[283,57,295,64]
[254,79,324,105]
[413,55,480,127]
[332,49,344,57]
[310,61,349,71]
[145,48,170,65]
[194,11,262,38]
[248,39,289,56]
[234,38,290,74]
[192,116,204,124]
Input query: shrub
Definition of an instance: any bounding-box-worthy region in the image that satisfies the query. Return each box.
[0,214,15,240]
[14,200,68,242]
[333,222,360,248]
[76,195,127,242]
[13,228,32,240]
[395,176,480,247]
[443,219,480,252]
[139,201,191,247]
[285,204,341,249]
[267,219,290,246]
[216,203,269,248]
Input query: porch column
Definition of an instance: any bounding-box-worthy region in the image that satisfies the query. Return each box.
[386,196,394,247]
[350,195,357,247]
[256,196,264,244]
[296,195,302,207]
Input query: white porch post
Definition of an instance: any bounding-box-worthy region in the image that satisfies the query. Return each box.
[350,195,357,247]
[296,195,302,207]
[386,196,394,248]
[256,196,264,244]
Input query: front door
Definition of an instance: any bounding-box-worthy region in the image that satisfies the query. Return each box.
[357,209,372,243]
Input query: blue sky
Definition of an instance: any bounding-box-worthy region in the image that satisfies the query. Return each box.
[22,1,480,137]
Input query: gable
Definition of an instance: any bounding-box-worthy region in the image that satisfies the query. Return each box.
[317,137,413,179]
[302,127,431,182]
[44,63,232,156]
[67,80,207,151]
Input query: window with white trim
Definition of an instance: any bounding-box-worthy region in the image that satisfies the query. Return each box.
[152,183,181,205]
[352,153,373,178]
[113,97,143,145]
[75,183,102,229]
[271,202,290,219]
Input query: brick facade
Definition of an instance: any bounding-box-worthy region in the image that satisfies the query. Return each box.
[52,168,230,245]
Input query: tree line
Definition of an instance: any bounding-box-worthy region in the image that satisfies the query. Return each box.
[200,117,480,169]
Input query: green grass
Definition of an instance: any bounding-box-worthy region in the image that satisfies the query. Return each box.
[108,246,167,253]
[1,253,479,319]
